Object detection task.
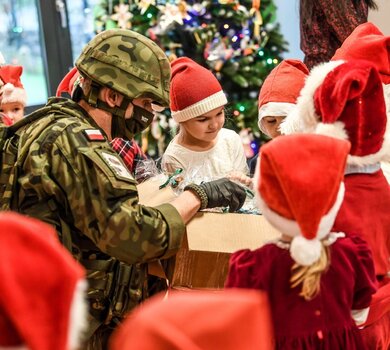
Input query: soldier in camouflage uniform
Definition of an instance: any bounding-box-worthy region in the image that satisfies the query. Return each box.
[1,29,246,349]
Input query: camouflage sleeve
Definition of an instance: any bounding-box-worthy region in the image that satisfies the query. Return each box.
[20,121,185,264]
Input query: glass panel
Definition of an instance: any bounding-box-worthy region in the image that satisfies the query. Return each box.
[0,0,48,106]
[67,0,99,62]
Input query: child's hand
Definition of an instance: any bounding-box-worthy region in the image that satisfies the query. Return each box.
[226,171,253,189]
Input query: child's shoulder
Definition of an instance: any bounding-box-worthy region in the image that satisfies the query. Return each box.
[231,242,286,264]
[331,233,373,262]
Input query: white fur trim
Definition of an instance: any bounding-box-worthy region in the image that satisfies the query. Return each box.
[315,121,349,141]
[290,236,322,266]
[171,91,227,122]
[280,61,345,135]
[0,83,27,106]
[351,307,370,326]
[258,102,294,133]
[68,279,88,350]
[0,52,5,65]
[255,182,345,243]
[384,84,390,116]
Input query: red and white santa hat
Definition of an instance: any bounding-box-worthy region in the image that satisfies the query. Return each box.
[254,134,350,266]
[331,22,390,128]
[0,65,27,106]
[110,289,273,350]
[332,22,390,84]
[258,59,309,133]
[281,60,390,166]
[56,66,81,98]
[0,212,87,350]
[169,57,227,122]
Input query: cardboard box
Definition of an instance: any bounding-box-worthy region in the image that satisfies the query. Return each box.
[138,178,279,289]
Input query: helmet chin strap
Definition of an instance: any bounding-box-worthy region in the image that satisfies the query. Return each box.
[82,82,132,139]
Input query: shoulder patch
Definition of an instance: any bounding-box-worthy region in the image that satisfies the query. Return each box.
[83,129,105,141]
[98,150,134,181]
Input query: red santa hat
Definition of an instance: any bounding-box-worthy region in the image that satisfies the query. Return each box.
[170,57,227,122]
[0,212,87,350]
[332,22,390,84]
[281,60,390,166]
[110,289,273,350]
[0,65,27,106]
[258,59,309,134]
[255,134,350,266]
[56,67,81,98]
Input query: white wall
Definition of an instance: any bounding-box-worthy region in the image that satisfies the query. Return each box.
[275,0,389,61]
[274,0,303,60]
[368,0,390,35]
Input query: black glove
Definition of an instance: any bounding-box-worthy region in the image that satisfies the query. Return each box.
[184,178,247,213]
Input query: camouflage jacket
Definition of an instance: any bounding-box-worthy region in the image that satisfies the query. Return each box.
[9,97,185,326]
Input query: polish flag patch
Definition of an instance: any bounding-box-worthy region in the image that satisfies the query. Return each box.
[84,129,105,141]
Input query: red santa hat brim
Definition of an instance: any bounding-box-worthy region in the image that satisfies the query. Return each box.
[0,83,27,106]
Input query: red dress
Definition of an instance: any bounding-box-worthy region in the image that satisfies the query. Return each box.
[225,235,377,349]
[333,170,390,280]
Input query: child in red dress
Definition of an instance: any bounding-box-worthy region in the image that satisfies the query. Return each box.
[281,51,390,284]
[225,133,377,349]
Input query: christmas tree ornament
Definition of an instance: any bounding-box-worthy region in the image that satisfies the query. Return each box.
[111,3,133,29]
[93,0,288,156]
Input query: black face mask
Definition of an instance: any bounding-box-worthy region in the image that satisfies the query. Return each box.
[126,104,154,136]
[111,103,154,140]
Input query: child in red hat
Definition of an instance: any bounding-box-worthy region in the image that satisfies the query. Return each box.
[226,133,377,349]
[281,58,390,285]
[0,212,87,350]
[161,57,248,184]
[331,21,390,184]
[249,59,309,175]
[0,65,27,125]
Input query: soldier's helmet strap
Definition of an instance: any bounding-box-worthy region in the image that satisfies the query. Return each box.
[82,81,131,119]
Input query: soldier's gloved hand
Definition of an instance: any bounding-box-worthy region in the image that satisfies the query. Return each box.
[184,178,247,213]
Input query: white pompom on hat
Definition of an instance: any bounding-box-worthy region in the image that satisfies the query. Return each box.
[254,134,350,266]
[0,65,27,106]
[258,59,309,134]
[0,212,87,350]
[169,57,227,122]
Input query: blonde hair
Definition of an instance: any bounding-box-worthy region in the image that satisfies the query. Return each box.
[290,243,330,300]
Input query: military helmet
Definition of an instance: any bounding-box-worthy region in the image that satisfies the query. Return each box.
[75,29,170,106]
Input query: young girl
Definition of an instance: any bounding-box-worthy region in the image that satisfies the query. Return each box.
[161,57,248,183]
[281,57,390,284]
[249,59,309,175]
[0,65,27,125]
[225,133,377,349]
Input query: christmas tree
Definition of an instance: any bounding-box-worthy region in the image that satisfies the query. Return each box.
[94,0,288,158]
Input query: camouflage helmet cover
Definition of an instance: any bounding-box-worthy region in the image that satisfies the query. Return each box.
[75,29,171,106]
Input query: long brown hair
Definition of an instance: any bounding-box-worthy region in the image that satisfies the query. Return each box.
[290,243,330,300]
[300,0,378,28]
